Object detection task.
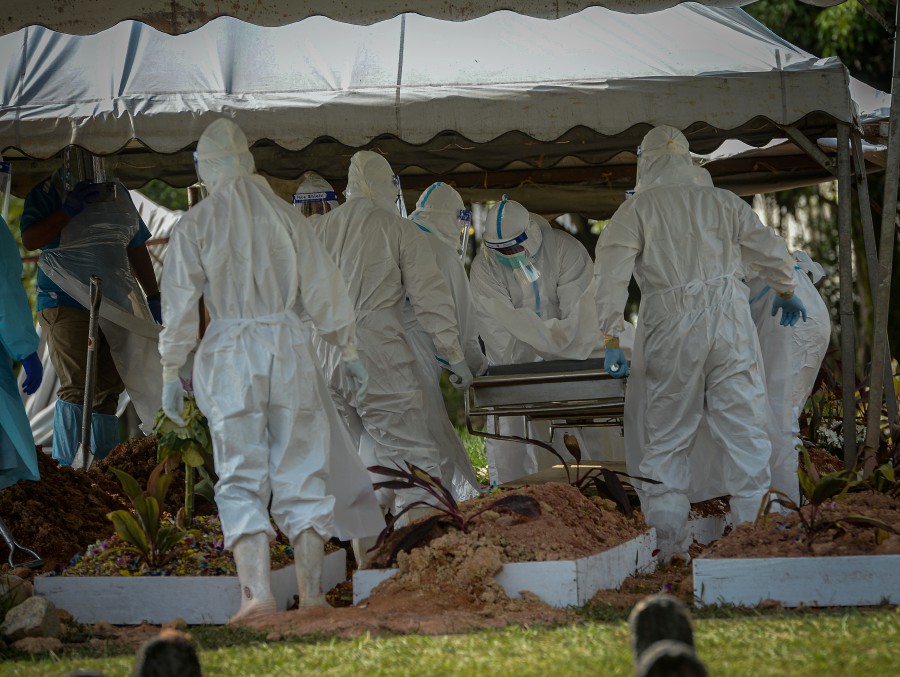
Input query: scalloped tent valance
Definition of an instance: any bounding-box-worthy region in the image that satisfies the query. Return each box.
[0,3,883,214]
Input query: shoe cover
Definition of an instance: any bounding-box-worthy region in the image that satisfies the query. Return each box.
[52,400,83,465]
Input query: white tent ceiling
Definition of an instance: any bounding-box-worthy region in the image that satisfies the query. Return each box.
[0,3,882,215]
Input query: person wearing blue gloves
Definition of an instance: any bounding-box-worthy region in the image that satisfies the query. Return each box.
[594,126,803,562]
[1,212,42,490]
[19,152,161,466]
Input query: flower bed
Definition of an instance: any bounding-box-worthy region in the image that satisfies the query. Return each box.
[694,491,900,607]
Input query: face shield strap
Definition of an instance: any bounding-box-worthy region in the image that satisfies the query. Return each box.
[484,231,528,251]
[292,191,338,205]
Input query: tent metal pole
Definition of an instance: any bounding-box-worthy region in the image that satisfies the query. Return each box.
[862,1,900,471]
[837,123,858,468]
[851,129,900,430]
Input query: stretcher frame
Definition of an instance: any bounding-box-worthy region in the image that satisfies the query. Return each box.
[464,359,626,460]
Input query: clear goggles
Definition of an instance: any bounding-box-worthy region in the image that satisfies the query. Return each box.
[292,190,338,218]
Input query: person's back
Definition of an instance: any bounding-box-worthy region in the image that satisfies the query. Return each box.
[596,125,801,561]
[173,177,299,321]
[312,196,405,317]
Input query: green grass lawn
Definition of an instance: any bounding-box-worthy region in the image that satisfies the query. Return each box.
[1,608,897,677]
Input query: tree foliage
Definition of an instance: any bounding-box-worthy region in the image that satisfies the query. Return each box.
[747,0,900,371]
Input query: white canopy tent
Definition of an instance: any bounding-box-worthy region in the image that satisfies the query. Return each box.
[0,4,887,216]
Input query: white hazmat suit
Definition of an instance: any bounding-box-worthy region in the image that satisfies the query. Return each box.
[404,182,485,501]
[309,151,471,518]
[746,252,831,502]
[159,119,381,618]
[471,199,617,484]
[595,125,798,560]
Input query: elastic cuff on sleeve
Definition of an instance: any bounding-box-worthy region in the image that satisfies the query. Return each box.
[444,347,465,365]
[341,345,359,362]
[162,366,181,383]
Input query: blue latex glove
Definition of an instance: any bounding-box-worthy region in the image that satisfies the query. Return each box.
[343,358,369,400]
[62,180,103,218]
[147,295,162,324]
[604,347,629,378]
[771,294,808,327]
[162,378,186,426]
[20,352,43,395]
[448,360,474,390]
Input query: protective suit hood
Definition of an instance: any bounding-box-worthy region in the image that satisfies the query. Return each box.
[483,198,543,260]
[195,119,256,194]
[345,151,401,213]
[635,125,712,193]
[409,182,466,249]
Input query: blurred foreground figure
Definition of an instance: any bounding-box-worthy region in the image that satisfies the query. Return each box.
[1,192,42,491]
[629,594,707,677]
[595,125,803,561]
[159,119,379,621]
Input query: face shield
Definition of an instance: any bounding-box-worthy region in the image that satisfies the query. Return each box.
[483,197,541,287]
[0,160,11,223]
[457,208,472,260]
[292,171,340,217]
[393,174,408,218]
[63,146,111,194]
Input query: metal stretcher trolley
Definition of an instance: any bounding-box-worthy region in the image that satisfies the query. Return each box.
[465,358,627,483]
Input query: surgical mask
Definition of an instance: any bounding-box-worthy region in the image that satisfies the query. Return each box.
[495,250,527,269]
[0,161,10,223]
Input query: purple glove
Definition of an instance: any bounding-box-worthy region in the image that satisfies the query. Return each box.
[62,180,103,218]
[147,294,162,324]
[21,352,43,395]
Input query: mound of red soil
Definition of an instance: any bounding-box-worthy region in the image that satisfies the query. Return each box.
[703,491,900,559]
[0,452,124,571]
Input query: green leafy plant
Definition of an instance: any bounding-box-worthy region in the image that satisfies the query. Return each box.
[757,449,897,550]
[369,461,542,566]
[154,398,217,525]
[106,463,193,569]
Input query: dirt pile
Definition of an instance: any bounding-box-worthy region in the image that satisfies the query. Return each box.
[367,483,646,611]
[0,452,124,571]
[0,435,202,572]
[703,491,900,559]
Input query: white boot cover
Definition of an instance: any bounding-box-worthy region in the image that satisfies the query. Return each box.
[228,532,277,624]
[295,529,329,608]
